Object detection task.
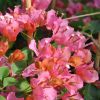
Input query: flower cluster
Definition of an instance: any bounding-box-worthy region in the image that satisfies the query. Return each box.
[22,10,98,99]
[0,0,99,100]
[56,0,100,14]
[56,0,100,23]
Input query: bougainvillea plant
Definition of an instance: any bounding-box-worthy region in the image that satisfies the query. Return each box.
[0,0,100,100]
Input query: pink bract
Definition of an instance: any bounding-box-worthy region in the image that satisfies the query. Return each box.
[22,63,37,77]
[0,0,99,99]
[94,0,100,8]
[7,92,24,100]
[29,39,39,56]
[46,10,58,30]
[32,0,52,10]
[76,63,99,83]
[62,92,84,100]
[32,86,57,100]
[65,74,83,95]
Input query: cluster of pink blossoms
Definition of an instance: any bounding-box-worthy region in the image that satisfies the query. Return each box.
[56,0,100,15]
[56,0,100,24]
[0,0,99,100]
[22,10,98,100]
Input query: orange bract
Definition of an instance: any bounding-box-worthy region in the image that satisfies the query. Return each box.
[26,95,33,100]
[69,56,83,67]
[8,49,25,63]
[50,77,64,87]
[35,58,57,71]
[0,41,8,56]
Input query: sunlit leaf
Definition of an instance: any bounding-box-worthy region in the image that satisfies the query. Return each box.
[0,67,9,81]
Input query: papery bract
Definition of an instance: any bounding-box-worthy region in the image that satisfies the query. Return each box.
[37,40,55,59]
[69,56,83,67]
[29,39,39,56]
[29,9,46,27]
[66,32,86,51]
[21,0,50,10]
[94,0,100,8]
[43,87,57,100]
[76,63,99,83]
[2,15,21,41]
[75,49,92,64]
[62,92,83,100]
[31,84,57,100]
[65,75,83,95]
[22,63,36,77]
[33,71,50,85]
[32,86,44,100]
[52,18,75,46]
[7,92,24,100]
[66,0,83,16]
[46,10,57,30]
[69,49,92,67]
[0,41,8,56]
[8,49,25,63]
[32,0,52,10]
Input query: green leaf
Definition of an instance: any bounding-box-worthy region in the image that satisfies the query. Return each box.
[83,84,100,100]
[11,60,27,74]
[62,0,68,5]
[0,96,6,100]
[7,0,22,8]
[0,67,9,80]
[16,79,32,94]
[51,42,58,48]
[90,21,100,33]
[15,91,25,98]
[0,0,7,13]
[61,88,68,96]
[35,27,52,42]
[88,21,100,34]
[22,47,33,65]
[69,20,84,31]
[3,77,17,87]
[0,80,3,87]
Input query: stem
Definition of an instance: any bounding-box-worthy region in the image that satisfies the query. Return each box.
[82,32,100,51]
[25,0,32,43]
[51,0,57,9]
[26,0,31,9]
[82,32,100,72]
[66,12,100,20]
[22,32,32,40]
[95,33,100,72]
[91,36,100,51]
[0,89,16,92]
[3,0,7,14]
